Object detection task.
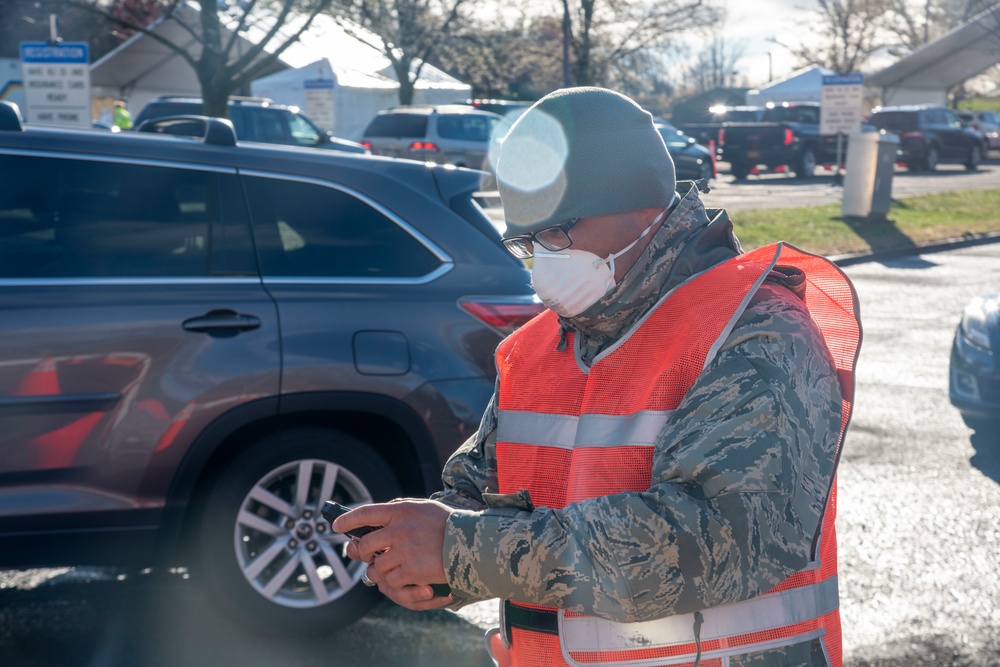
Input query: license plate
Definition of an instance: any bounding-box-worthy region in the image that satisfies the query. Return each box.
[747,150,760,158]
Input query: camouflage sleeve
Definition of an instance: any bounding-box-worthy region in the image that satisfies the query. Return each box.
[430,382,499,511]
[441,286,844,622]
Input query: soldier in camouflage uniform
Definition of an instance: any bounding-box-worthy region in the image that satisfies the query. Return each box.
[337,87,861,667]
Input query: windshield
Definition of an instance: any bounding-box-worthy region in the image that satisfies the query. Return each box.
[869,111,919,132]
[656,127,691,149]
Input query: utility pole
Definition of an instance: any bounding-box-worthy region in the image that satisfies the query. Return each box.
[561,0,571,87]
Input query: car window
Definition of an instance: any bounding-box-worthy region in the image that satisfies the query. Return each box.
[869,111,918,132]
[925,109,945,124]
[765,106,819,124]
[244,108,292,143]
[244,176,441,278]
[725,109,763,122]
[942,110,962,128]
[0,155,221,278]
[436,114,495,142]
[134,101,201,125]
[656,128,690,150]
[363,114,428,138]
[287,113,321,146]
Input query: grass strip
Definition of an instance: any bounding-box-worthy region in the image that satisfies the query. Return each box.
[732,188,1000,257]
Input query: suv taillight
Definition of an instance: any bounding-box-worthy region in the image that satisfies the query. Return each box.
[361,140,372,150]
[718,129,725,146]
[409,141,440,154]
[459,297,546,337]
[784,128,794,145]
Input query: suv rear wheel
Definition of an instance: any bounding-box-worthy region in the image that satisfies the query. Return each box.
[795,147,817,179]
[923,145,939,171]
[965,144,982,171]
[196,427,401,635]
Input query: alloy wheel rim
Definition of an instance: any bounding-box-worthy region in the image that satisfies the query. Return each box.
[233,458,372,608]
[803,151,816,175]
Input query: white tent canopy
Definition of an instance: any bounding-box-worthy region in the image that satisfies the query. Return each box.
[249,58,402,140]
[90,2,471,139]
[867,2,1000,106]
[745,66,836,105]
[250,17,470,139]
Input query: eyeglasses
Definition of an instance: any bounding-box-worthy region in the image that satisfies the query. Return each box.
[502,218,581,259]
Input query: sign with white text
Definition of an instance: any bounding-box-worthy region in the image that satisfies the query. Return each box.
[19,42,91,128]
[820,73,864,136]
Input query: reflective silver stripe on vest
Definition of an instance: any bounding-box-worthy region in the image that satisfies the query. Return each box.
[496,409,673,449]
[558,575,838,666]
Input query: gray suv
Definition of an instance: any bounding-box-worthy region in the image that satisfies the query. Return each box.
[0,102,539,635]
[361,104,502,171]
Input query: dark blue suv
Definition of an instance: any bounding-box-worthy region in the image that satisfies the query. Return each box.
[0,102,539,635]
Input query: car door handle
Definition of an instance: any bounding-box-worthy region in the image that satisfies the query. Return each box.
[183,309,262,333]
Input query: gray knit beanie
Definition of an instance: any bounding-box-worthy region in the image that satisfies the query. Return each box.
[496,87,675,238]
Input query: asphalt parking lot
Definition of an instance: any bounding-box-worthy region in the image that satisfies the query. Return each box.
[481,154,1000,225]
[704,156,1000,212]
[3,156,999,667]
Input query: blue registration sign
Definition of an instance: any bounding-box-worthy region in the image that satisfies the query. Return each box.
[18,41,91,128]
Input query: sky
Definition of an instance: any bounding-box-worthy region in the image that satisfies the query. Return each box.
[718,0,819,88]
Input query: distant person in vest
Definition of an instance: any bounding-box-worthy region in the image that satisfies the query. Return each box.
[335,87,862,667]
[112,100,133,130]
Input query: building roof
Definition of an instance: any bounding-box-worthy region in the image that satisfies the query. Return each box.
[867,2,1000,93]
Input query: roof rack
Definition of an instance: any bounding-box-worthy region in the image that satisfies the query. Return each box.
[135,115,238,146]
[151,95,274,105]
[0,101,24,131]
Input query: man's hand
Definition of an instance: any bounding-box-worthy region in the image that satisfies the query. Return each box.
[334,498,454,611]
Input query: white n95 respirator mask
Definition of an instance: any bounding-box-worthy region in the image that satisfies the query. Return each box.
[530,207,667,318]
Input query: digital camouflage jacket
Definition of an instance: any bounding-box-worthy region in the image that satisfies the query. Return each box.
[431,181,845,666]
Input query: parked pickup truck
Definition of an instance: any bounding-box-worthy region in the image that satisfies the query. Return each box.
[718,102,844,179]
[673,105,764,149]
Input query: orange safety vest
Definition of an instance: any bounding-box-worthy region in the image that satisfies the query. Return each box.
[492,243,861,667]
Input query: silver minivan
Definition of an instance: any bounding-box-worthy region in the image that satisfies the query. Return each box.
[360,105,502,171]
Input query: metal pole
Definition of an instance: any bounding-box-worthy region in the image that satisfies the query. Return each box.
[561,0,571,87]
[834,132,844,186]
[49,14,60,44]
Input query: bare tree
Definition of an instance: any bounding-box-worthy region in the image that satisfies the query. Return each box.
[563,0,721,87]
[782,0,890,74]
[50,0,333,117]
[433,13,564,100]
[683,32,746,94]
[331,0,467,105]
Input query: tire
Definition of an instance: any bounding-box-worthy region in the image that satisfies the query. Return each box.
[730,160,750,180]
[795,147,816,179]
[196,427,401,636]
[923,145,938,171]
[965,145,982,171]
